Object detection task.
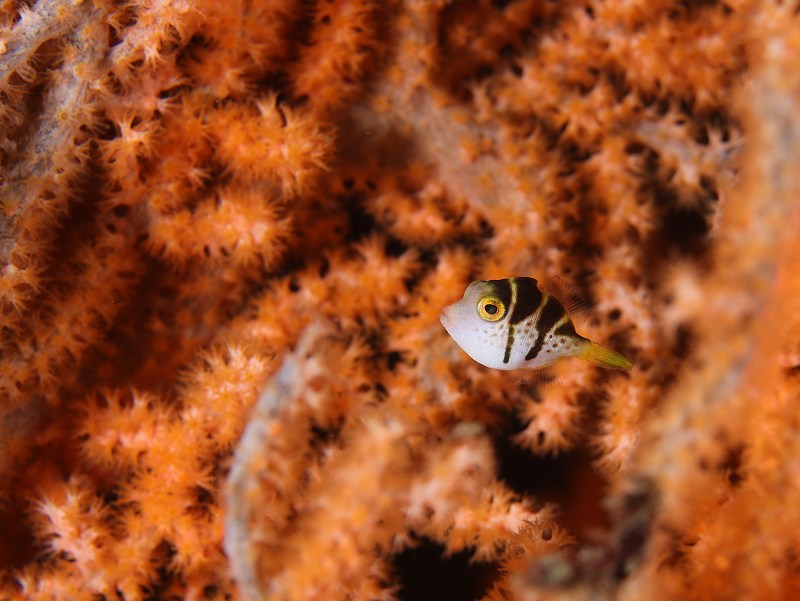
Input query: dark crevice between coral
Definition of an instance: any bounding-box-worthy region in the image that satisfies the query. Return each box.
[264,0,318,97]
[40,145,107,298]
[77,256,159,387]
[309,423,342,452]
[0,501,37,571]
[0,406,94,572]
[334,188,414,262]
[607,478,659,581]
[645,201,713,274]
[433,0,575,100]
[283,0,389,109]
[394,537,499,601]
[492,412,612,542]
[521,477,658,591]
[260,71,293,105]
[714,443,746,487]
[142,539,179,601]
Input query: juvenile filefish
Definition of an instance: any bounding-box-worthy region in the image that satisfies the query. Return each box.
[440,277,632,371]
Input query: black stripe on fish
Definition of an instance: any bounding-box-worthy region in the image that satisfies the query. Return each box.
[525,295,567,361]
[487,279,513,310]
[509,277,543,325]
[503,278,547,364]
[479,279,515,364]
[553,318,577,338]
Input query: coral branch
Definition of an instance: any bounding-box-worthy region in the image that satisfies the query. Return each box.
[1,1,106,328]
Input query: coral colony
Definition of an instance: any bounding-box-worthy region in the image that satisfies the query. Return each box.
[1,1,800,600]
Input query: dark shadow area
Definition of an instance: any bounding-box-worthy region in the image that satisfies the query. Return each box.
[493,413,612,540]
[394,537,498,601]
[0,499,37,571]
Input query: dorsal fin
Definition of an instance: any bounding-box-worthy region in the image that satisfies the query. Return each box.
[538,275,591,324]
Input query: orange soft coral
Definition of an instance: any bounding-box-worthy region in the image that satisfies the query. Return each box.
[3,1,800,600]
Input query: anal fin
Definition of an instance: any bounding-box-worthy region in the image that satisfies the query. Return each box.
[511,358,574,386]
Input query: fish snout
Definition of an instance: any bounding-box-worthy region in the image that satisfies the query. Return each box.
[439,305,454,328]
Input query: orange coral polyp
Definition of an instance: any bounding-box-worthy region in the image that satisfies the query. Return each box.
[209,100,333,196]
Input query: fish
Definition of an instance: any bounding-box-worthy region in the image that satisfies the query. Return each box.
[439,276,632,371]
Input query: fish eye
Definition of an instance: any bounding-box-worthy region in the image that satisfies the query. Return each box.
[477,296,506,321]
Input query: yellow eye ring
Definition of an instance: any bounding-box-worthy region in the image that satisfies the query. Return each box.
[477,297,505,321]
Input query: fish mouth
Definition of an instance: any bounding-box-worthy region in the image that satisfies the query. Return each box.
[439,305,454,329]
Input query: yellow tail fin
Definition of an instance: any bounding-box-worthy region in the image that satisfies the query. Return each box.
[580,341,632,370]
